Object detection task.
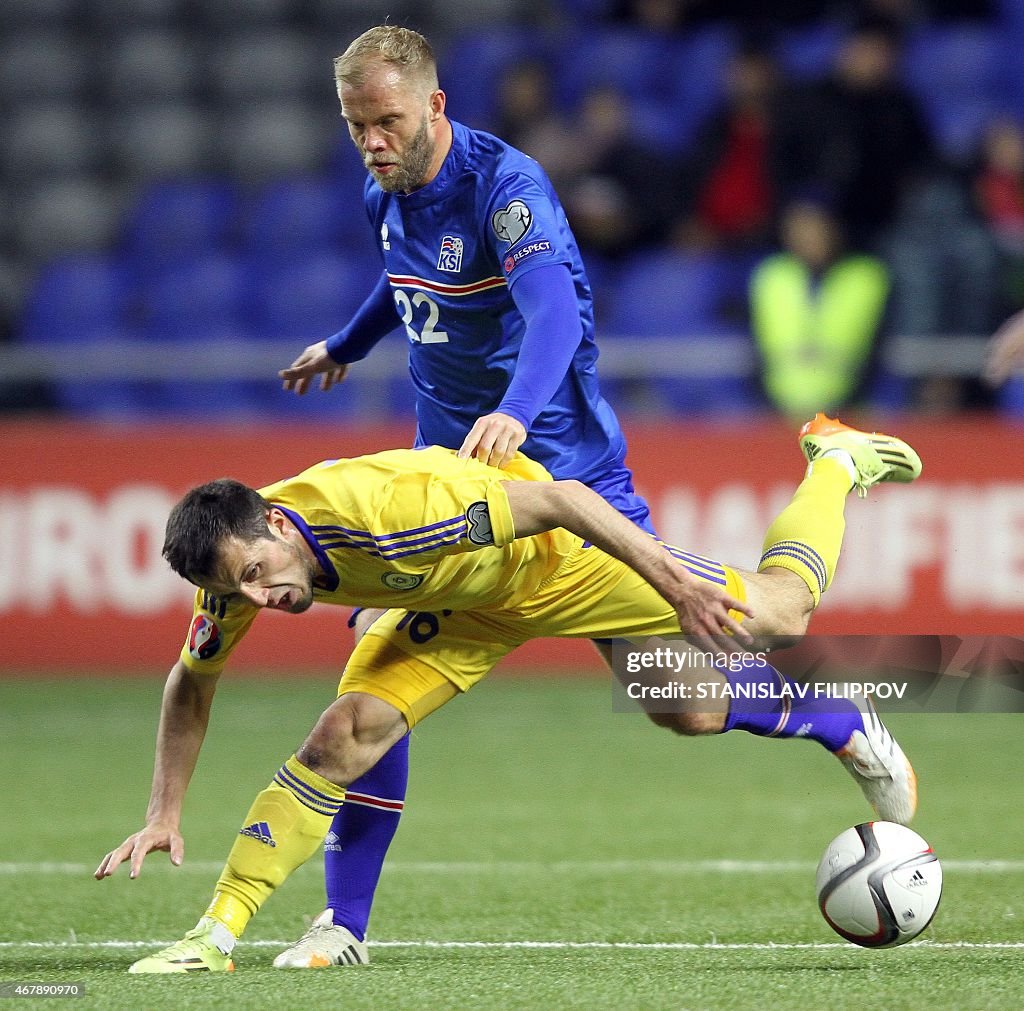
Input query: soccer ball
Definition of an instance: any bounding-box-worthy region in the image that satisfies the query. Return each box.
[815,821,942,948]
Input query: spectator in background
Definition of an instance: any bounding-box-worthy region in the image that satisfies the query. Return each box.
[770,15,935,249]
[491,59,562,155]
[671,44,780,251]
[609,0,695,31]
[750,197,889,419]
[877,172,1000,412]
[974,117,1024,315]
[882,175,998,340]
[522,84,671,261]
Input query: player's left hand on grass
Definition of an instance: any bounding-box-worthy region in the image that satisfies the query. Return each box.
[458,412,527,468]
[94,825,184,881]
[279,340,350,395]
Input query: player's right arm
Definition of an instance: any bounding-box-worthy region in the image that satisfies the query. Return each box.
[502,477,754,650]
[94,660,219,880]
[280,271,401,394]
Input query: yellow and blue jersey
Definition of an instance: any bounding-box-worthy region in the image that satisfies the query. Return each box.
[178,446,744,720]
[179,448,580,676]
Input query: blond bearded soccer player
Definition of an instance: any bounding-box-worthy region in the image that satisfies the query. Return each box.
[274,25,665,967]
[97,414,921,973]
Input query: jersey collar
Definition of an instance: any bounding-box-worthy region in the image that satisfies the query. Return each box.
[273,505,340,592]
[396,118,468,210]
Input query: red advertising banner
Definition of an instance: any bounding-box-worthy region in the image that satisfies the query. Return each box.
[1,416,1022,674]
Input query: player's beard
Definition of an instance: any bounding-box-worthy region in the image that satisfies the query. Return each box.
[366,116,434,193]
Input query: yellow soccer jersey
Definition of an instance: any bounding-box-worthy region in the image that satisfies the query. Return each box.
[178,447,581,676]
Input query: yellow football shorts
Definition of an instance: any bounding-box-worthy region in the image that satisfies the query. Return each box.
[337,541,746,728]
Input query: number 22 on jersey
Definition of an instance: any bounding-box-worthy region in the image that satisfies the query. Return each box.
[394,289,449,344]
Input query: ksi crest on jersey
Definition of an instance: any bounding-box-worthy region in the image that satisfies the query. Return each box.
[437,235,464,272]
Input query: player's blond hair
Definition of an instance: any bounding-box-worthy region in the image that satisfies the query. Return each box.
[334,26,439,93]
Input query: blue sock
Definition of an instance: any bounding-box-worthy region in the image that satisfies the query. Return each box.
[721,660,860,752]
[324,732,409,940]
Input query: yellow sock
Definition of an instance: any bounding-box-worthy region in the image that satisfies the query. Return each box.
[205,755,345,937]
[757,456,851,606]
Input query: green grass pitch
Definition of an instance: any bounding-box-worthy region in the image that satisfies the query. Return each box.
[1,675,1022,1010]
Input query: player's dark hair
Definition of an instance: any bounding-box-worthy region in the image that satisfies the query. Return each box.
[163,479,273,582]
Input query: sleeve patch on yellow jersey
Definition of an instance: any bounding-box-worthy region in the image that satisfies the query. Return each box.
[466,501,494,545]
[188,614,222,661]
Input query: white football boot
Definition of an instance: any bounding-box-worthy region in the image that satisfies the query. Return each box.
[272,909,369,968]
[835,695,918,825]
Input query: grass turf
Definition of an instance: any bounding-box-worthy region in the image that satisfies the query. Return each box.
[0,676,1021,1009]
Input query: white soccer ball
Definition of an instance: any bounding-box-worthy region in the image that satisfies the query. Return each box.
[815,821,942,948]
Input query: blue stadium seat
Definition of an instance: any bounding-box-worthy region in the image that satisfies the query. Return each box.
[122,179,241,273]
[548,0,616,18]
[554,26,734,152]
[244,176,347,258]
[996,376,1024,418]
[602,249,757,414]
[867,370,914,413]
[604,249,752,337]
[247,250,398,420]
[666,26,738,150]
[136,253,260,416]
[248,249,385,343]
[20,255,133,343]
[140,253,249,341]
[901,25,1006,162]
[556,28,680,112]
[17,254,153,417]
[438,27,552,127]
[327,133,372,197]
[774,21,846,80]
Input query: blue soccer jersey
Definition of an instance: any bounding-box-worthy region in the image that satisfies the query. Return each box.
[331,119,650,529]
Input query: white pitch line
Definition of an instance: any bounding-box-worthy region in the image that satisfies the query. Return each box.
[1,939,1023,952]
[3,859,1023,875]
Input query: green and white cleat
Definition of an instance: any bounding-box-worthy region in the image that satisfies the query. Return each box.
[272,909,369,968]
[799,412,923,498]
[128,917,236,974]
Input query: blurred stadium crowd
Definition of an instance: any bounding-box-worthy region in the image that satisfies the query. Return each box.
[3,0,1024,419]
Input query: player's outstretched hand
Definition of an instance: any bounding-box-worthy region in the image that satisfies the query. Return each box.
[279,340,350,395]
[985,309,1024,385]
[95,825,184,881]
[670,578,755,654]
[458,412,527,468]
